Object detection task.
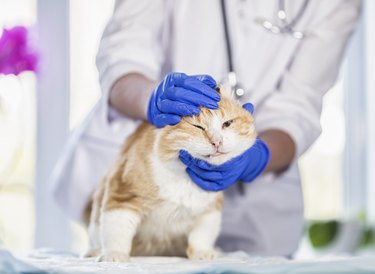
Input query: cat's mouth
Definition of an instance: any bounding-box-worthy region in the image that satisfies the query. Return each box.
[204,151,228,159]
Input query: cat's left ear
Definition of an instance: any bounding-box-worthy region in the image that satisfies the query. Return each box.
[242,103,254,114]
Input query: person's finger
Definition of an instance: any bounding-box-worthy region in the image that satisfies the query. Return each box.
[179,150,223,181]
[158,99,200,116]
[184,162,224,181]
[176,77,220,102]
[162,87,219,109]
[153,113,181,128]
[242,103,254,114]
[165,72,188,86]
[179,150,240,177]
[191,74,217,89]
[179,150,194,166]
[179,150,214,170]
[186,168,223,192]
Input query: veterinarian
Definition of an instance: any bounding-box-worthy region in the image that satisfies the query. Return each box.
[51,0,361,257]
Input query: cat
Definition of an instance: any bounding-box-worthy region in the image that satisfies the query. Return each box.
[84,85,257,262]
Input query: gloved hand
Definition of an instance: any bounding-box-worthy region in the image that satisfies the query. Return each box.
[147,72,220,128]
[178,103,270,192]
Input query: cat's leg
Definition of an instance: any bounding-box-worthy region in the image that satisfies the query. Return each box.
[96,158,153,262]
[98,208,141,262]
[187,209,222,260]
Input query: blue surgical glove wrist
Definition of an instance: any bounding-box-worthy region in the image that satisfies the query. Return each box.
[147,72,219,128]
[239,138,270,183]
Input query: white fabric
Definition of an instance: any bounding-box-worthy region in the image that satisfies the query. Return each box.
[19,249,375,274]
[51,0,361,257]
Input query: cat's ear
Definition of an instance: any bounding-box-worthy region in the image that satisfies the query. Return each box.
[215,83,233,99]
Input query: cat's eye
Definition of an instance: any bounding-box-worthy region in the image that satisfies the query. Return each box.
[193,124,205,131]
[222,119,234,128]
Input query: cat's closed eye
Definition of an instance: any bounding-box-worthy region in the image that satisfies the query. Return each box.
[193,124,206,131]
[222,119,234,128]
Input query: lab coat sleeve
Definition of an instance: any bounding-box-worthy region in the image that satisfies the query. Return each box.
[96,0,165,108]
[254,0,362,158]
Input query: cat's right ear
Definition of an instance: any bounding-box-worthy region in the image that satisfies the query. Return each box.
[216,83,233,99]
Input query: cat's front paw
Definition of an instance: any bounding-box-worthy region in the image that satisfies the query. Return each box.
[187,246,220,260]
[97,251,130,263]
[82,248,101,258]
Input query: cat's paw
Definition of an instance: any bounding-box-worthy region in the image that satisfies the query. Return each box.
[82,248,101,258]
[97,251,130,263]
[186,246,220,260]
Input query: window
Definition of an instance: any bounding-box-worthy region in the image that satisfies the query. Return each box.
[0,0,37,252]
[70,0,114,128]
[299,80,345,220]
[69,0,115,253]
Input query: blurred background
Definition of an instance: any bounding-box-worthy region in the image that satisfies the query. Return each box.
[0,0,374,258]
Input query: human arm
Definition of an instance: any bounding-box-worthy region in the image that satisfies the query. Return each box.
[258,129,295,173]
[96,0,165,119]
[98,1,220,125]
[110,71,220,126]
[109,73,156,120]
[254,0,362,160]
[110,73,294,175]
[109,72,295,174]
[179,0,361,191]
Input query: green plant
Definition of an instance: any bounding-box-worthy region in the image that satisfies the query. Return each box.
[308,220,339,248]
[359,227,374,247]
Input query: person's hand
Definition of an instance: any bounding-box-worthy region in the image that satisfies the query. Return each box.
[147,72,220,128]
[178,103,270,192]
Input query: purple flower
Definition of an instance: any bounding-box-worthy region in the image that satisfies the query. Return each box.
[0,26,38,75]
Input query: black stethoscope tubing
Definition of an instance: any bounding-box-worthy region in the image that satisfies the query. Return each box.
[220,0,310,98]
[219,0,309,194]
[220,0,234,73]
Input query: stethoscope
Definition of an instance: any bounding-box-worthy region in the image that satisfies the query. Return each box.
[255,0,310,40]
[220,0,310,98]
[220,0,309,194]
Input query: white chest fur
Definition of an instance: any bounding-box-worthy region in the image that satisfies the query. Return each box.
[132,154,219,255]
[139,153,215,229]
[150,154,217,214]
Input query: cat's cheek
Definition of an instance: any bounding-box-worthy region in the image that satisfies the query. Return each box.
[178,141,215,160]
[222,136,255,160]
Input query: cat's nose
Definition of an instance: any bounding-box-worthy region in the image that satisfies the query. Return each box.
[210,137,223,148]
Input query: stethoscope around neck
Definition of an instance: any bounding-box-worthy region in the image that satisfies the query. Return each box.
[220,0,310,98]
[220,0,309,193]
[255,0,310,40]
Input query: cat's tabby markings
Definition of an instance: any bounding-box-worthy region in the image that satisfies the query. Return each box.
[84,85,257,262]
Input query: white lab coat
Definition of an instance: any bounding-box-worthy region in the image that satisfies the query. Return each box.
[51,0,361,256]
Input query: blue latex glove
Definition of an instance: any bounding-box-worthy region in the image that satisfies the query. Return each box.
[147,72,220,128]
[179,104,270,192]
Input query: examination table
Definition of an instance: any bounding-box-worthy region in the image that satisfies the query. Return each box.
[2,248,375,274]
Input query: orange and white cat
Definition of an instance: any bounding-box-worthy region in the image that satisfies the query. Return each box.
[84,86,257,262]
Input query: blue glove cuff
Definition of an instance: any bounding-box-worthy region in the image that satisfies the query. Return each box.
[241,138,270,183]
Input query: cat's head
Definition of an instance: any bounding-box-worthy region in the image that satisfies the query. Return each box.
[158,85,257,165]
